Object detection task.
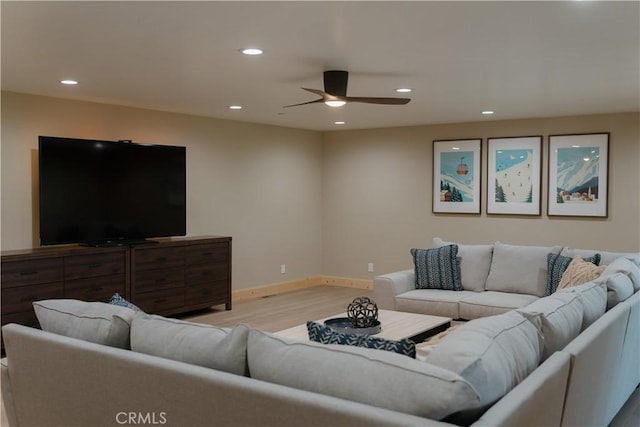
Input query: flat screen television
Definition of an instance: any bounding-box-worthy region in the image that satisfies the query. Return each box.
[39,136,186,246]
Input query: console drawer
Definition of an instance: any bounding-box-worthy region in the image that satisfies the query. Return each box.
[186,264,229,285]
[1,282,64,314]
[134,247,184,271]
[64,274,126,302]
[185,243,229,266]
[135,268,184,293]
[134,288,184,313]
[185,281,228,307]
[1,257,63,288]
[65,252,126,280]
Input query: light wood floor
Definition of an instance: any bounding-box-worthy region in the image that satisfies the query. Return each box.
[1,285,637,426]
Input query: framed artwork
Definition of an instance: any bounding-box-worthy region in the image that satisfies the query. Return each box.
[487,136,542,215]
[548,133,609,217]
[432,138,482,214]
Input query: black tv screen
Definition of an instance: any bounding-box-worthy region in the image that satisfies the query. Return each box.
[39,136,186,246]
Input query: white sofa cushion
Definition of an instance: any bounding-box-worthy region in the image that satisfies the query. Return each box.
[518,292,584,361]
[396,289,477,319]
[433,237,493,292]
[426,311,543,406]
[599,256,640,292]
[33,299,135,349]
[600,273,635,310]
[557,281,607,331]
[459,291,539,320]
[560,247,640,266]
[130,314,250,376]
[485,242,562,297]
[247,329,481,420]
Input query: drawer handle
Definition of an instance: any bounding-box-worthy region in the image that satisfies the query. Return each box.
[89,263,102,269]
[155,278,167,284]
[19,271,38,276]
[202,252,212,256]
[21,295,37,302]
[156,257,168,262]
[156,298,167,304]
[89,286,103,292]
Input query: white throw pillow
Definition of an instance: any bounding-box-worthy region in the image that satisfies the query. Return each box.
[599,273,635,310]
[485,242,562,296]
[426,311,542,406]
[433,237,493,292]
[130,314,250,376]
[33,299,135,349]
[518,292,584,360]
[598,256,640,292]
[247,329,481,420]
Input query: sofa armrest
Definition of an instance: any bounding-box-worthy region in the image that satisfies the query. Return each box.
[373,269,415,310]
[1,357,18,427]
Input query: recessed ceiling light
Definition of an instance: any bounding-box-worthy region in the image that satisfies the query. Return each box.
[334,121,345,125]
[228,105,242,110]
[396,88,412,93]
[60,80,78,85]
[241,48,263,55]
[452,147,460,150]
[481,110,494,115]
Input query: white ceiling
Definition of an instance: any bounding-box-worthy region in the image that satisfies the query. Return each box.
[2,1,639,131]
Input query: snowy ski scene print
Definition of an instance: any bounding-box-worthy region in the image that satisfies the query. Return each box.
[432,139,481,214]
[487,136,542,215]
[494,149,534,203]
[548,133,608,217]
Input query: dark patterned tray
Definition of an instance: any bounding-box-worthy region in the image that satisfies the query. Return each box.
[324,317,382,335]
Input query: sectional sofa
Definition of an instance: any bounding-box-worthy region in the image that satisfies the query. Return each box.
[1,240,639,426]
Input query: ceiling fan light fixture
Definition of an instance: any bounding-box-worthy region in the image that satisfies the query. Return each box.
[325,100,346,107]
[241,48,263,55]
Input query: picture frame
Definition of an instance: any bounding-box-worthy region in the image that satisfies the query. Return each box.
[487,136,542,215]
[548,133,609,217]
[432,138,482,214]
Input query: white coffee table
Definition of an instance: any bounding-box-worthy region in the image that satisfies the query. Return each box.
[274,309,451,343]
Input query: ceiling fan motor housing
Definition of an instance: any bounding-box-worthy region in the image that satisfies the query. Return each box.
[324,70,349,96]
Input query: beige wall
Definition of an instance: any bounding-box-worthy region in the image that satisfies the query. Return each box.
[322,113,640,279]
[1,92,324,290]
[2,92,638,288]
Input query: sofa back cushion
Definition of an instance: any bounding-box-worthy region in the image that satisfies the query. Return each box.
[130,314,250,376]
[426,311,542,406]
[599,256,640,292]
[557,281,607,331]
[247,329,481,420]
[485,242,562,296]
[33,299,135,349]
[433,237,493,292]
[518,292,584,361]
[560,247,640,267]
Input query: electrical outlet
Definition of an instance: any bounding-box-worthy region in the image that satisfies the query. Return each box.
[281,264,286,274]
[368,262,374,273]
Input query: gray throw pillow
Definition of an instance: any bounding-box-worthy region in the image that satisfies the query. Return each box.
[411,245,462,291]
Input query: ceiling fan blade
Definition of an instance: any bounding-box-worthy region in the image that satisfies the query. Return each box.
[344,97,411,105]
[302,87,330,98]
[283,98,324,108]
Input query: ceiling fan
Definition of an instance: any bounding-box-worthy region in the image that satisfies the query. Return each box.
[284,70,411,108]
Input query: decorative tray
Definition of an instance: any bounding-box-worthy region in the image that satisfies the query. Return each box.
[324,317,382,335]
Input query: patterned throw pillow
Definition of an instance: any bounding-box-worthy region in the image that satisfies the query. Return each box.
[307,321,416,358]
[109,293,143,312]
[557,256,606,290]
[546,253,601,295]
[411,245,462,291]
